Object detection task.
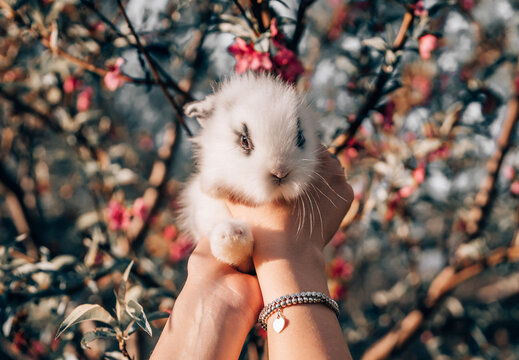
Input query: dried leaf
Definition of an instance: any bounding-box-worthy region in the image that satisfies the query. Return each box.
[126,299,152,336]
[104,351,128,360]
[56,304,117,339]
[115,260,134,331]
[81,327,117,349]
[362,37,387,51]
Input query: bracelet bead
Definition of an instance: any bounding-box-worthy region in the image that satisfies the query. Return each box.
[258,291,340,331]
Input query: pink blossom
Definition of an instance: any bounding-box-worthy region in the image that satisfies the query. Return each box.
[411,74,432,100]
[459,0,475,11]
[169,234,194,262]
[107,199,131,231]
[420,330,434,343]
[330,258,353,279]
[163,224,178,241]
[30,341,45,356]
[502,165,515,181]
[413,165,426,184]
[138,134,155,151]
[13,332,27,349]
[328,5,349,41]
[385,194,401,221]
[511,181,519,196]
[228,38,273,74]
[63,76,80,94]
[273,47,304,83]
[269,18,286,46]
[104,57,127,91]
[132,197,148,220]
[383,101,396,131]
[3,70,19,82]
[427,145,450,162]
[330,231,346,247]
[419,34,437,60]
[76,87,93,112]
[328,280,347,301]
[413,0,427,16]
[346,147,358,159]
[403,131,416,142]
[398,185,415,198]
[90,22,106,35]
[270,17,279,39]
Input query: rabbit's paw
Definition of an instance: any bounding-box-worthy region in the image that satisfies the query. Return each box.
[210,220,253,270]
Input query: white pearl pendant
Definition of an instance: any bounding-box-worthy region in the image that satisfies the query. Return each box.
[272,312,286,333]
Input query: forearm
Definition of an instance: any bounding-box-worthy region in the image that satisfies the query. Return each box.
[150,279,253,360]
[255,249,352,360]
[150,242,262,360]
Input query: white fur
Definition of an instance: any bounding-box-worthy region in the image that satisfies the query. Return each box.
[179,73,319,270]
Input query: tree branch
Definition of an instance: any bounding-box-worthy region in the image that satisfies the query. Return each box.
[329,7,416,156]
[116,0,192,136]
[0,162,42,248]
[0,87,101,162]
[232,0,260,36]
[464,95,519,236]
[290,0,316,53]
[78,0,194,101]
[361,243,519,360]
[121,2,213,250]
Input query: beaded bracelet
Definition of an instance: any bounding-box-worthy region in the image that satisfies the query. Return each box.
[258,291,340,333]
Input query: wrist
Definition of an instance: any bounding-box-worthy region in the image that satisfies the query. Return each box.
[254,247,329,304]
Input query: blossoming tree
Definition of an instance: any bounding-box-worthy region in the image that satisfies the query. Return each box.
[1,0,519,359]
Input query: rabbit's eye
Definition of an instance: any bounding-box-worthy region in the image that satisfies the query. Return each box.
[296,119,306,149]
[241,134,252,151]
[238,123,253,154]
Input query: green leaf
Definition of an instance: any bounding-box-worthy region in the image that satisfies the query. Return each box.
[56,304,117,339]
[117,260,133,303]
[126,299,152,337]
[116,260,134,331]
[50,255,77,269]
[146,311,170,321]
[122,260,133,283]
[81,327,117,349]
[127,311,170,335]
[362,37,387,51]
[104,351,128,360]
[273,0,290,8]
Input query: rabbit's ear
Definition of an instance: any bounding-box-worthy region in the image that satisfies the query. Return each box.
[183,96,215,127]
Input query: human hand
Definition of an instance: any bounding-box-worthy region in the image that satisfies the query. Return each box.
[185,235,262,322]
[225,146,354,359]
[226,145,354,267]
[150,236,262,360]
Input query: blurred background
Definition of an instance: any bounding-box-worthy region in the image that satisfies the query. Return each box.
[1,0,519,359]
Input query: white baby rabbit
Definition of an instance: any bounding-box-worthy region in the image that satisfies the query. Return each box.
[179,73,319,271]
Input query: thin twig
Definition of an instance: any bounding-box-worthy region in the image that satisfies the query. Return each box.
[290,0,316,53]
[362,87,519,359]
[464,95,519,236]
[0,162,42,248]
[232,0,260,36]
[249,0,269,33]
[78,0,194,101]
[4,1,192,98]
[127,2,213,249]
[0,87,112,234]
[329,7,416,156]
[116,0,192,136]
[361,244,519,360]
[0,87,100,161]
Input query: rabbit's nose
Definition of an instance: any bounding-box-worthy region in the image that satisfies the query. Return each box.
[271,169,289,185]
